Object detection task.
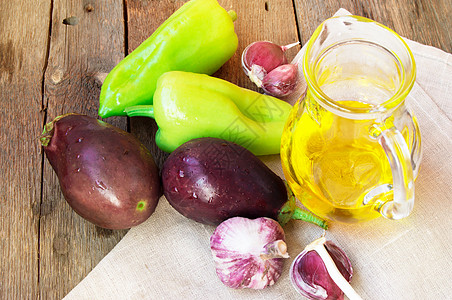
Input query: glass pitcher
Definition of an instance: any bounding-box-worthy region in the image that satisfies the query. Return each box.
[280,15,422,223]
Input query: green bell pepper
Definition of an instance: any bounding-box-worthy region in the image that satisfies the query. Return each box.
[99,0,238,118]
[125,71,292,156]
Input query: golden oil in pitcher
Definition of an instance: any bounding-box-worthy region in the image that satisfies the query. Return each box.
[281,97,394,223]
[280,15,421,223]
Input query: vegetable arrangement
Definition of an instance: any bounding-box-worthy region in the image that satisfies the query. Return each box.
[40,0,363,298]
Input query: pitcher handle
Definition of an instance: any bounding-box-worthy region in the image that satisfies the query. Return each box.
[405,107,422,178]
[376,126,415,219]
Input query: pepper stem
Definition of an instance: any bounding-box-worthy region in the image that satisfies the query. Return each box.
[124,105,155,119]
[228,10,237,22]
[306,237,363,300]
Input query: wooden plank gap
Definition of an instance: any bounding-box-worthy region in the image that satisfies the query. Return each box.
[123,0,131,133]
[37,1,55,298]
[290,0,303,46]
[40,0,55,115]
[123,0,129,57]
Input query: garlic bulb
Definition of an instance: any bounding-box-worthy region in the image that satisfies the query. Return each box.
[210,217,289,289]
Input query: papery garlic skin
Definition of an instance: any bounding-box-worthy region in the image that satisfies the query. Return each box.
[248,64,266,87]
[210,217,288,289]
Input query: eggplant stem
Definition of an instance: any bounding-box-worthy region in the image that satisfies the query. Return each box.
[124,105,155,119]
[307,237,363,300]
[40,113,78,147]
[278,181,328,229]
[291,207,328,229]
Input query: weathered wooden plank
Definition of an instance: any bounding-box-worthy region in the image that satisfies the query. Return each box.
[379,0,451,53]
[293,0,451,53]
[0,1,51,299]
[126,0,300,169]
[39,1,127,299]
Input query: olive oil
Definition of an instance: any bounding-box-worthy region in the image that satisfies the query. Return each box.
[281,98,393,222]
[281,15,421,222]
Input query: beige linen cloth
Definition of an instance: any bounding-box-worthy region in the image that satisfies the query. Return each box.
[65,9,452,300]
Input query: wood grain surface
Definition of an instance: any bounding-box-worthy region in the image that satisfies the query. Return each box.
[0,0,450,299]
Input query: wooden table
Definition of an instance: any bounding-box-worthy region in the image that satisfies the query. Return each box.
[1,0,450,298]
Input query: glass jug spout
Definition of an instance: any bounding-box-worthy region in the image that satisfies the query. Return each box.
[303,15,416,119]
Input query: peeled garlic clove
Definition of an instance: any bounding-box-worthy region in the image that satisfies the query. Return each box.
[210,217,289,289]
[261,63,298,97]
[290,236,361,300]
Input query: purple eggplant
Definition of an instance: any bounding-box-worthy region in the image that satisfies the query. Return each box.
[161,137,326,228]
[40,114,161,229]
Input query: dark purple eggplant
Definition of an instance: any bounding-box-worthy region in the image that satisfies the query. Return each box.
[40,114,161,229]
[161,137,326,228]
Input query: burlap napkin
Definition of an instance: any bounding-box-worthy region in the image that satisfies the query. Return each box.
[64,9,452,300]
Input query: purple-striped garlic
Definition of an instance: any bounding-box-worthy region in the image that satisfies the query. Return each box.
[262,63,299,97]
[290,235,362,300]
[210,217,289,289]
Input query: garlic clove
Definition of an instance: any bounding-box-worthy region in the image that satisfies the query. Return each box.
[210,217,289,289]
[261,63,298,97]
[290,236,362,300]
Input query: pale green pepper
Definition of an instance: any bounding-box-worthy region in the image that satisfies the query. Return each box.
[125,71,293,156]
[99,0,238,118]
